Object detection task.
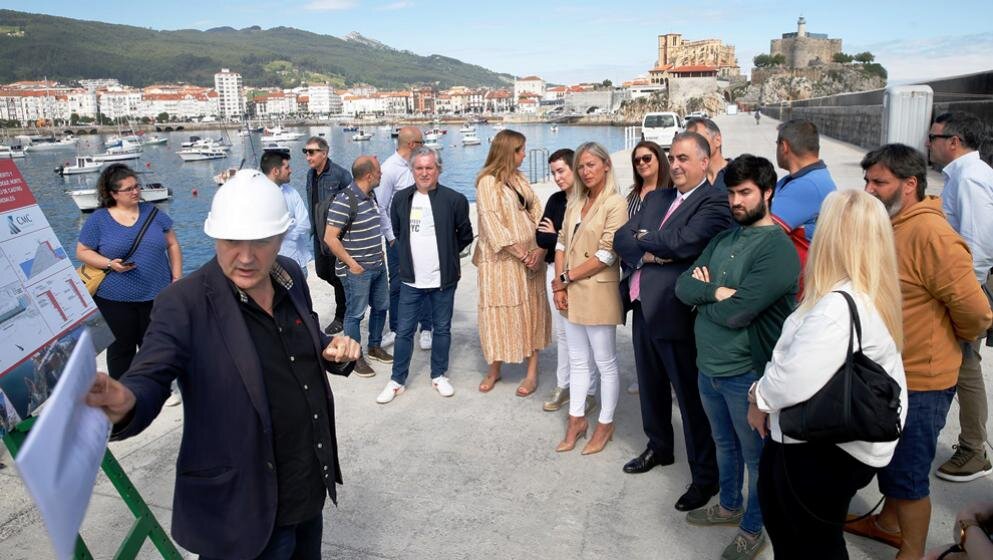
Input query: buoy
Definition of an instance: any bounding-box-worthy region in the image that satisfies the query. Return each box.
[146,162,151,168]
[191,188,199,197]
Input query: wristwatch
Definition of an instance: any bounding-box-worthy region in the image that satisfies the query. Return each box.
[959,518,983,548]
[559,271,571,285]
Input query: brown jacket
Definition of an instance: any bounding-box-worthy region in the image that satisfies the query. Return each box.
[893,196,993,390]
[558,190,627,325]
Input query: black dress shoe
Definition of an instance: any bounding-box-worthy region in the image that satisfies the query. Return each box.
[623,448,675,474]
[675,483,719,512]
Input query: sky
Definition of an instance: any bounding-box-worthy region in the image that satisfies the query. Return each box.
[2,0,992,85]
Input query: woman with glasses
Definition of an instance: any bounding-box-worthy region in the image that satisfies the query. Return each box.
[551,142,626,454]
[624,140,672,394]
[76,164,183,382]
[473,129,550,396]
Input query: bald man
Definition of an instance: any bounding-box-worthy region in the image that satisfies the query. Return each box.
[376,126,434,348]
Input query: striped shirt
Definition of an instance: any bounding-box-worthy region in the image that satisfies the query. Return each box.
[327,182,384,276]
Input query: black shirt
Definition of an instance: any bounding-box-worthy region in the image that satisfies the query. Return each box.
[535,190,568,264]
[237,276,335,526]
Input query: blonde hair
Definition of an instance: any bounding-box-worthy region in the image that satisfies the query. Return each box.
[477,129,526,186]
[569,142,619,208]
[801,190,903,350]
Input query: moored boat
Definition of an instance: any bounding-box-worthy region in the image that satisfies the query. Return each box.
[67,183,171,212]
[55,156,102,176]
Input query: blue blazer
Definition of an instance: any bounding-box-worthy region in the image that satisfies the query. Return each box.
[113,255,352,559]
[614,183,732,340]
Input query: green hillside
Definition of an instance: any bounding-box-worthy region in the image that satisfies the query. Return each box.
[0,10,513,89]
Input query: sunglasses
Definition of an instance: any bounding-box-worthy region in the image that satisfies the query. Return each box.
[928,133,955,142]
[114,185,142,194]
[633,154,654,165]
[302,148,326,156]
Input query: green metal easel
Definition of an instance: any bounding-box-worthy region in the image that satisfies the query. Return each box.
[2,417,182,559]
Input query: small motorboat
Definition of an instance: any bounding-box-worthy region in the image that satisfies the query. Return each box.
[459,124,476,134]
[390,127,400,138]
[261,142,290,154]
[141,135,168,146]
[0,145,26,159]
[261,127,304,142]
[177,147,228,161]
[55,156,103,176]
[342,125,359,132]
[92,140,143,162]
[24,136,76,152]
[462,133,481,146]
[424,139,444,150]
[352,131,373,141]
[550,125,559,133]
[68,183,171,212]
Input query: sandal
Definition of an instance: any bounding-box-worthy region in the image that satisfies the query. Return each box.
[478,375,501,393]
[516,379,538,397]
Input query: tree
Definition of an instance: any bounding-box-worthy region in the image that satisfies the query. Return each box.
[753,54,772,68]
[770,53,786,66]
[832,52,854,63]
[156,112,170,122]
[854,51,875,64]
[601,79,613,88]
[70,112,80,125]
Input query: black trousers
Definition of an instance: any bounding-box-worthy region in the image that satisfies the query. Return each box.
[314,252,346,323]
[759,440,877,559]
[93,296,154,380]
[631,302,718,487]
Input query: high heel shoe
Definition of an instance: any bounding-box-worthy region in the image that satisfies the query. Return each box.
[581,422,614,455]
[556,416,588,452]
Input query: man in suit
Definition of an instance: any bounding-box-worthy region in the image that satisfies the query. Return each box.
[615,132,731,511]
[87,169,360,560]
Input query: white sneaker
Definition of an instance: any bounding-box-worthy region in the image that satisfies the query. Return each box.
[432,376,455,397]
[376,381,405,404]
[627,381,639,395]
[419,330,433,350]
[165,390,182,406]
[380,330,396,349]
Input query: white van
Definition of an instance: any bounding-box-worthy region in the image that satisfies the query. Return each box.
[641,112,683,149]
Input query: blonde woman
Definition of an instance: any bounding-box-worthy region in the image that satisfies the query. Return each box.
[551,142,626,455]
[473,130,551,395]
[747,189,908,558]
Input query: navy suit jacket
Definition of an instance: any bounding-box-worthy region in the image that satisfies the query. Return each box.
[113,256,352,558]
[614,182,732,341]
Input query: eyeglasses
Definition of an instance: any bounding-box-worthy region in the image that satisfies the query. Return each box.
[113,185,141,194]
[302,148,326,156]
[633,154,654,165]
[412,140,425,145]
[928,133,955,142]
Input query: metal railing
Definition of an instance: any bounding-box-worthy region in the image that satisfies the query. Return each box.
[528,147,549,184]
[624,126,641,151]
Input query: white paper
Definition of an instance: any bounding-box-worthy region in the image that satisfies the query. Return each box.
[16,328,111,560]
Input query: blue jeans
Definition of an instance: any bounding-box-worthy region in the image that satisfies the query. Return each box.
[341,264,388,348]
[391,284,455,385]
[200,513,322,560]
[878,387,955,500]
[699,370,764,535]
[386,241,432,333]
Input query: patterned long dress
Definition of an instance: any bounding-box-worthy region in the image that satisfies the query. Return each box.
[473,173,551,364]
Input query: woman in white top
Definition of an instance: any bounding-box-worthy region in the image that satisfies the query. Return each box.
[746,189,908,559]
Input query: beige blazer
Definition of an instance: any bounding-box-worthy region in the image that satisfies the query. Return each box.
[558,191,626,325]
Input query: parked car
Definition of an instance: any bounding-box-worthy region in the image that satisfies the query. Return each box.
[641,111,683,149]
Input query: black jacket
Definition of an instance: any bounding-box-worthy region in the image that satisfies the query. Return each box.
[391,183,474,290]
[113,256,352,558]
[306,159,353,281]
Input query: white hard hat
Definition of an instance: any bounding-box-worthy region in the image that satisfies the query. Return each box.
[203,169,293,240]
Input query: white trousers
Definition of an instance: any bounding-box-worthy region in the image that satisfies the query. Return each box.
[546,265,596,394]
[562,320,619,424]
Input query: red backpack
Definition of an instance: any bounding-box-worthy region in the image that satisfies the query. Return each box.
[772,214,809,300]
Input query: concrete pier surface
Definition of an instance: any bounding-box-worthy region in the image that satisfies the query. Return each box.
[0,114,981,559]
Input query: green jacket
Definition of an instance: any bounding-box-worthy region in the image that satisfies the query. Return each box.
[675,225,799,375]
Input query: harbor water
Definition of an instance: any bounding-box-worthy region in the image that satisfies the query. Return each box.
[15,123,626,273]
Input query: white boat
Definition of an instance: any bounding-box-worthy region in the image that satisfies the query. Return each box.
[55,156,102,176]
[550,124,559,133]
[461,133,481,146]
[105,134,141,148]
[351,131,373,141]
[238,129,252,137]
[0,145,26,159]
[24,136,76,152]
[92,140,143,162]
[141,135,168,146]
[261,142,290,154]
[177,147,228,161]
[424,139,444,150]
[67,183,171,212]
[180,136,230,151]
[459,124,476,134]
[492,124,505,131]
[261,126,304,142]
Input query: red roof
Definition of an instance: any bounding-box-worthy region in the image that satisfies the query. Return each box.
[671,65,717,73]
[518,75,542,81]
[650,64,673,72]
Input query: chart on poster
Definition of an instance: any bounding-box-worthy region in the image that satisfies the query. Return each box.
[0,159,110,436]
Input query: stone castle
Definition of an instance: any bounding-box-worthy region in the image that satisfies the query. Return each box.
[770,17,842,68]
[657,33,740,79]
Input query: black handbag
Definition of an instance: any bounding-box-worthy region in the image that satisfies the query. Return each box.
[779,290,903,444]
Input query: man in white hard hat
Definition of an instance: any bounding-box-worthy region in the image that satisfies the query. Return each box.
[86,169,361,560]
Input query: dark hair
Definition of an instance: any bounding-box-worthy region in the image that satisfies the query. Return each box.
[305,136,329,152]
[260,150,290,175]
[672,131,711,159]
[548,148,575,168]
[934,111,986,151]
[777,120,820,156]
[629,140,672,200]
[685,117,721,138]
[860,143,928,201]
[724,154,777,194]
[96,164,139,208]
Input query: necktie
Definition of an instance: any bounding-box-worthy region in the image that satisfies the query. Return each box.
[630,195,683,301]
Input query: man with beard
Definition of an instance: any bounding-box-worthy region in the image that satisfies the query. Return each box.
[851,143,991,559]
[675,155,798,559]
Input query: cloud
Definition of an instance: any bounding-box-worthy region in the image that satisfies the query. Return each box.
[303,0,357,11]
[378,1,412,10]
[849,33,993,83]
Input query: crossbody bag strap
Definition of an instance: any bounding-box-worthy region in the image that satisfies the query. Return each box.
[122,206,159,262]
